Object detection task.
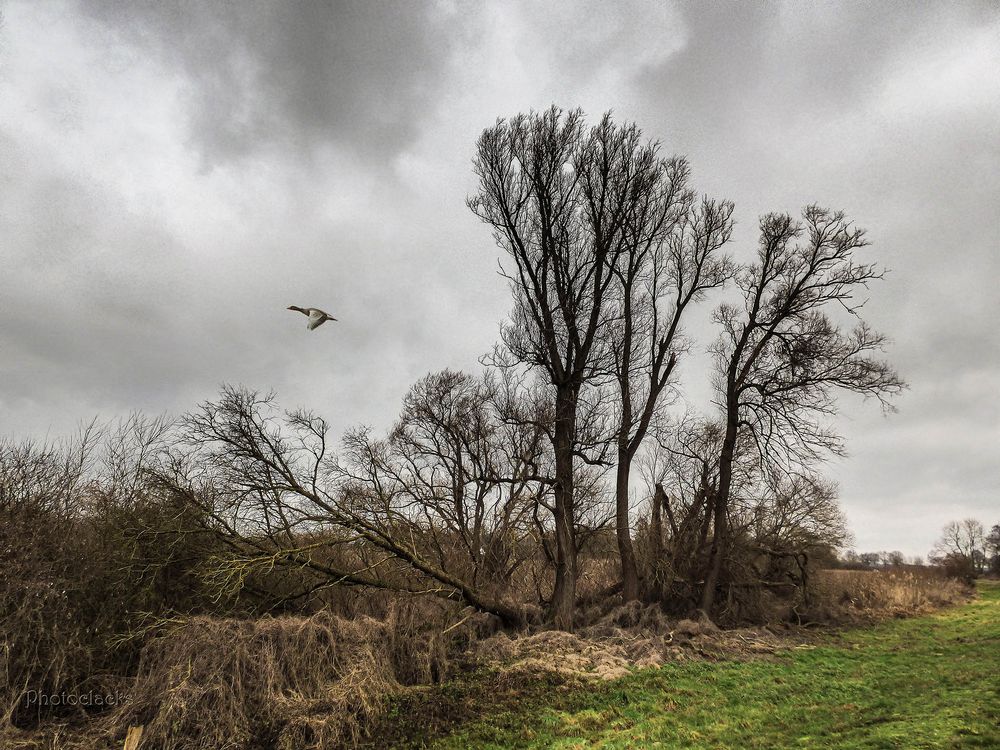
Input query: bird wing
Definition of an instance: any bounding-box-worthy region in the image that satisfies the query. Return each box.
[307,310,327,330]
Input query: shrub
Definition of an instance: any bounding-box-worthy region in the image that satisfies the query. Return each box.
[0,431,224,728]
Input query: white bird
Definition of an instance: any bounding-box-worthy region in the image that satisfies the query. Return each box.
[287,305,338,330]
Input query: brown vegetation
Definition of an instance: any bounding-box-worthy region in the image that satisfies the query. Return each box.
[113,608,447,750]
[806,568,970,622]
[4,563,969,750]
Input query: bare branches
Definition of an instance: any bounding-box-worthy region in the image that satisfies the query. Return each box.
[713,206,906,468]
[171,378,543,626]
[470,108,673,626]
[699,204,905,614]
[930,518,988,578]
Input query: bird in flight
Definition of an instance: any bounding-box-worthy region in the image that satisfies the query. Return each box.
[287,305,337,330]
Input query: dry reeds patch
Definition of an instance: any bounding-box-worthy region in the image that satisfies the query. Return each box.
[104,607,448,750]
[807,568,969,622]
[465,570,970,687]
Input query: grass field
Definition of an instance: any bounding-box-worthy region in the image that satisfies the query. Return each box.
[404,581,1000,749]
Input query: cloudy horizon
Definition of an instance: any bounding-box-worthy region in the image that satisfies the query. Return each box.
[1,0,997,559]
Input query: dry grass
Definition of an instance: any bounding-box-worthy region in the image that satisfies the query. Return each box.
[122,609,448,749]
[0,606,450,750]
[468,602,789,683]
[465,570,971,685]
[806,568,970,621]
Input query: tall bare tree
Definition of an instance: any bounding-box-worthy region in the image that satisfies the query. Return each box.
[702,206,905,614]
[608,188,734,600]
[469,107,661,627]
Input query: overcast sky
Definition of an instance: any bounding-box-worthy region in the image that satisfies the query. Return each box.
[1,0,997,557]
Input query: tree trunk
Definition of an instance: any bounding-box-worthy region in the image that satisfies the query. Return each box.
[550,384,578,630]
[651,483,665,563]
[616,453,640,601]
[700,422,736,614]
[649,483,667,598]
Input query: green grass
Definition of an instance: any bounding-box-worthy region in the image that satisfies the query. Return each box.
[411,581,1000,749]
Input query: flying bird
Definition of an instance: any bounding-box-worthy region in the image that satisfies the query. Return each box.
[287,305,337,330]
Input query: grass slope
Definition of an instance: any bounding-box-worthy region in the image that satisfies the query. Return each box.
[419,581,1000,749]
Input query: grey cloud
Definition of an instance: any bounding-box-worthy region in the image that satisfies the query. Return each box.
[79,0,454,168]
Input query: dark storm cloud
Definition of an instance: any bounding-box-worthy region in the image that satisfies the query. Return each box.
[80,0,453,167]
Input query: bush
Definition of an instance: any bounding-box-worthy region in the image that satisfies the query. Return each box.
[0,432,224,728]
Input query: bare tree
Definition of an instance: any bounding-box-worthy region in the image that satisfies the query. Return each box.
[338,371,547,603]
[173,382,540,626]
[607,174,735,600]
[469,107,661,627]
[702,206,905,614]
[746,474,851,555]
[931,518,987,577]
[885,550,906,567]
[859,552,881,569]
[739,473,851,601]
[641,412,848,615]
